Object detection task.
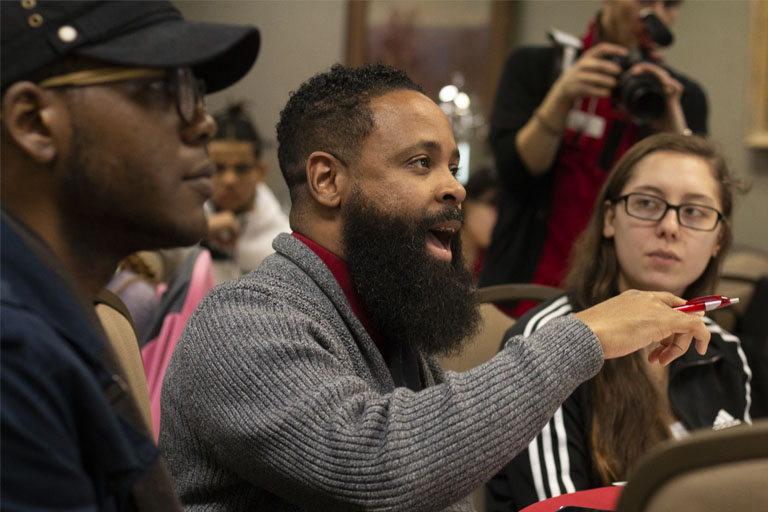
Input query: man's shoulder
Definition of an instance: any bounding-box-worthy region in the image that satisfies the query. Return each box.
[204,237,333,314]
[236,235,319,291]
[1,262,67,352]
[1,299,91,389]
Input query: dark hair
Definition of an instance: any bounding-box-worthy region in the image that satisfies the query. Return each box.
[213,102,263,159]
[464,166,499,205]
[276,63,422,200]
[565,132,747,484]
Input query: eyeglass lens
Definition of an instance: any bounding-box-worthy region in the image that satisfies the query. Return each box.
[624,193,720,230]
[174,68,206,124]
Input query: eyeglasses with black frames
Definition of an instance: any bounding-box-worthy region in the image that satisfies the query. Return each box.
[612,192,723,231]
[38,67,206,126]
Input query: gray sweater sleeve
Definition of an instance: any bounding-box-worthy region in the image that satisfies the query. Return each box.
[160,252,603,511]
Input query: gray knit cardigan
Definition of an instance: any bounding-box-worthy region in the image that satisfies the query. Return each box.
[159,233,603,511]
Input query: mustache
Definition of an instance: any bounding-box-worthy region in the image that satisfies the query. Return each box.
[419,206,464,228]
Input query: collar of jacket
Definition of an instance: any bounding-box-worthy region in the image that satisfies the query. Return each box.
[1,212,107,367]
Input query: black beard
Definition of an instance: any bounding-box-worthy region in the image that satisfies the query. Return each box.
[342,192,480,357]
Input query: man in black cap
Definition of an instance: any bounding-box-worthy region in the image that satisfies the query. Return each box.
[0,1,259,509]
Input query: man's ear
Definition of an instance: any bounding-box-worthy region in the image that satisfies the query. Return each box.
[602,200,617,239]
[306,151,346,209]
[1,82,60,165]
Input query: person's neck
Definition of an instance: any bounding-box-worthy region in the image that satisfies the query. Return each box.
[53,228,122,300]
[4,207,121,304]
[290,207,346,261]
[22,210,123,300]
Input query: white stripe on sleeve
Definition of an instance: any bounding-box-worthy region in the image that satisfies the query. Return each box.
[553,406,576,494]
[529,427,547,501]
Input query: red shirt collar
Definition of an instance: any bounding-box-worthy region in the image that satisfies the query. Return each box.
[291,233,389,362]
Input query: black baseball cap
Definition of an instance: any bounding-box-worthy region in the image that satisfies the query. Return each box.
[1,0,260,92]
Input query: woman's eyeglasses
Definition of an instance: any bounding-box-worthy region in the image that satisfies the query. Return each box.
[612,192,723,231]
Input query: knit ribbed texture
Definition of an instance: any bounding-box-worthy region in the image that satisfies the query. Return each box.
[159,234,603,511]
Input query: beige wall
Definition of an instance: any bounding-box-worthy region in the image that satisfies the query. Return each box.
[178,0,767,252]
[178,0,348,211]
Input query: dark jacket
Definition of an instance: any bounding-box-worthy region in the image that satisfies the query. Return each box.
[0,214,179,511]
[485,294,753,511]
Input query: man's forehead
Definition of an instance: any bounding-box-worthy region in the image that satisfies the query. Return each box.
[369,89,438,118]
[367,90,456,150]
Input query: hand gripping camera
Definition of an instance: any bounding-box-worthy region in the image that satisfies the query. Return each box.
[550,11,675,125]
[608,48,666,124]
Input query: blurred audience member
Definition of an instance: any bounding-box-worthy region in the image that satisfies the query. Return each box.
[486,133,751,511]
[108,252,164,342]
[204,103,290,283]
[460,167,499,281]
[481,0,707,317]
[0,1,259,508]
[158,64,711,511]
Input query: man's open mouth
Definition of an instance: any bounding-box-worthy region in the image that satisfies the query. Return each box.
[426,220,461,261]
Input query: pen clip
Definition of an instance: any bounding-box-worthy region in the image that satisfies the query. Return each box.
[685,295,723,305]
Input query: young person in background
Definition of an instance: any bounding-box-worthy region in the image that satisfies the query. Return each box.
[204,103,290,283]
[460,166,499,282]
[486,133,752,511]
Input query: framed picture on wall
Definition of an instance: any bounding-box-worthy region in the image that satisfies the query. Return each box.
[345,0,516,120]
[747,0,768,148]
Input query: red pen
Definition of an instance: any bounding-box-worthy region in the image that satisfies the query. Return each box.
[673,295,739,313]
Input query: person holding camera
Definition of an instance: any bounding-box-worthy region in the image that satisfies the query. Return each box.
[480,0,707,317]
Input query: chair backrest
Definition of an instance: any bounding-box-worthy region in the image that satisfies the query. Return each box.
[439,284,562,373]
[616,420,768,512]
[475,283,563,304]
[709,245,768,332]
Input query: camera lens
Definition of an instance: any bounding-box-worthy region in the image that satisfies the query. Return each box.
[616,71,666,123]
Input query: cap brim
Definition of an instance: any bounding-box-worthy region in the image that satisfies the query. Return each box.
[75,19,260,93]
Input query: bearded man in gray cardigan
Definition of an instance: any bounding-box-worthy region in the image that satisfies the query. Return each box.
[159,64,711,511]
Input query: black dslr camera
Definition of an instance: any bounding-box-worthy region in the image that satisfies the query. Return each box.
[607,11,675,124]
[549,12,674,125]
[608,50,666,124]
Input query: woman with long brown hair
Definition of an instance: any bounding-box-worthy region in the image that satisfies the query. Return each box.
[485,133,753,511]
